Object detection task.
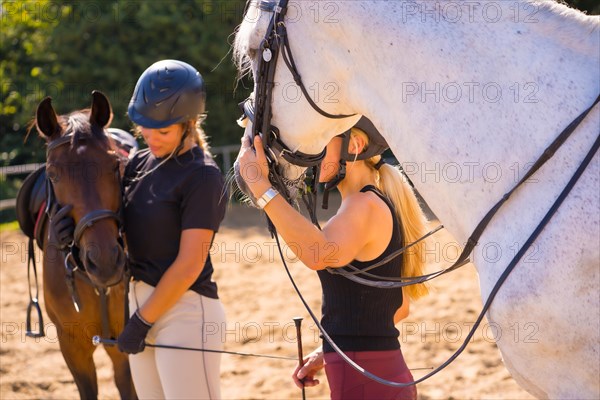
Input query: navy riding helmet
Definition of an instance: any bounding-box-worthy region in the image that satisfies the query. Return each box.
[339,116,389,161]
[128,60,206,129]
[107,128,138,157]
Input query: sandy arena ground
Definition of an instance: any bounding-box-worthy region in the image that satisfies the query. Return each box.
[1,194,535,399]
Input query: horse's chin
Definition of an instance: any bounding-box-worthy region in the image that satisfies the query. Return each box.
[234,160,304,208]
[233,161,258,206]
[85,267,125,290]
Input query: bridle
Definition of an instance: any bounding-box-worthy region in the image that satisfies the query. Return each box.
[45,129,127,339]
[241,0,600,388]
[238,0,357,225]
[46,133,123,247]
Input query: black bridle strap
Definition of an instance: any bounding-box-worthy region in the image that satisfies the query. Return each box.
[241,99,327,167]
[73,210,123,246]
[278,24,356,120]
[250,0,350,166]
[276,130,600,386]
[46,134,73,154]
[328,93,600,289]
[454,93,600,267]
[252,1,283,140]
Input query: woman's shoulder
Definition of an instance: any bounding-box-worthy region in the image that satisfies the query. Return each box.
[178,148,223,188]
[344,189,392,221]
[185,147,223,176]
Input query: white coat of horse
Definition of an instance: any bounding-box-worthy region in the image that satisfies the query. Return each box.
[233,1,600,398]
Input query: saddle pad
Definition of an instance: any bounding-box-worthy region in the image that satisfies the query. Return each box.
[16,166,47,243]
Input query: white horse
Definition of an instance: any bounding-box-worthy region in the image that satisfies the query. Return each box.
[233,1,599,398]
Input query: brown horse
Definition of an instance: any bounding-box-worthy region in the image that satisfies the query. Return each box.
[35,91,136,399]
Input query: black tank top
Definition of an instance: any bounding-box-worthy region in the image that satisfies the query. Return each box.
[317,185,405,353]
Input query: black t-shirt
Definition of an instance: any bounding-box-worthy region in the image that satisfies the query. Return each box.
[317,186,404,352]
[123,147,226,299]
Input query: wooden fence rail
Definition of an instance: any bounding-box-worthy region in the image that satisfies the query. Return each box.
[0,145,240,211]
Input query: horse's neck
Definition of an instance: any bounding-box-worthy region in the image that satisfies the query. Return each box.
[325,0,599,242]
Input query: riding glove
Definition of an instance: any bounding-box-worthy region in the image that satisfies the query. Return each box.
[117,310,153,354]
[47,204,75,250]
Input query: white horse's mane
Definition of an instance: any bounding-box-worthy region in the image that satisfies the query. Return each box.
[534,0,599,53]
[539,0,596,26]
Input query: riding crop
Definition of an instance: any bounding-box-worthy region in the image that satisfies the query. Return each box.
[292,317,306,400]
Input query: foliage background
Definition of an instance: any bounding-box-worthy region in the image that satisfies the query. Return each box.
[0,0,250,220]
[0,0,598,221]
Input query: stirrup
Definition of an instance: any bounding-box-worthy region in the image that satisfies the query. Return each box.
[26,298,45,338]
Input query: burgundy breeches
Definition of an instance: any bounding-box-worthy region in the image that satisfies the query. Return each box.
[324,349,417,400]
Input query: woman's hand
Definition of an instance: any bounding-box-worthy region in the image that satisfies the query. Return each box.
[292,347,324,388]
[238,135,271,199]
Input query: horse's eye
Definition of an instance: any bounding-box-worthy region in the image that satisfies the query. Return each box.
[48,171,59,182]
[47,165,60,183]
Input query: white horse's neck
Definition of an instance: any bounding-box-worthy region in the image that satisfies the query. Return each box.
[301,0,599,242]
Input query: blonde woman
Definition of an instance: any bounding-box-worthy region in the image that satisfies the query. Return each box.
[118,60,227,399]
[48,60,227,398]
[239,122,429,400]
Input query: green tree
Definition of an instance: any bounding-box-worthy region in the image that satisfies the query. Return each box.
[1,1,248,221]
[43,0,247,146]
[1,0,63,165]
[565,0,600,14]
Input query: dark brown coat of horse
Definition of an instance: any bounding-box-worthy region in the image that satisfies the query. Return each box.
[35,92,136,399]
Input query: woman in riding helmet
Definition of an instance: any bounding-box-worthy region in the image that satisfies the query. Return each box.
[238,119,429,399]
[116,59,227,399]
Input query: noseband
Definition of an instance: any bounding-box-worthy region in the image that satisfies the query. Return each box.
[239,99,326,168]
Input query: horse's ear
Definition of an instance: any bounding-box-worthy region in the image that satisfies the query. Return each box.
[89,90,112,128]
[36,97,61,139]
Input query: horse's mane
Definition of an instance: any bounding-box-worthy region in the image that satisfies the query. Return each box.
[232,26,252,87]
[232,0,598,82]
[531,0,599,55]
[537,0,598,29]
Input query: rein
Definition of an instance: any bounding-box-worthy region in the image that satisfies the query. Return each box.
[245,0,600,387]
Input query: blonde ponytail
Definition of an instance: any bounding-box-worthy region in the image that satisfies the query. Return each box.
[350,128,429,300]
[189,118,211,156]
[376,161,429,299]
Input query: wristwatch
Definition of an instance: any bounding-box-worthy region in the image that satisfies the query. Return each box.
[256,187,280,209]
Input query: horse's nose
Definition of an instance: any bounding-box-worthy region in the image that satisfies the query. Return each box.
[84,244,126,286]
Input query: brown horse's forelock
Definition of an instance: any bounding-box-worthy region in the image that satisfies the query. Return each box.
[61,109,109,150]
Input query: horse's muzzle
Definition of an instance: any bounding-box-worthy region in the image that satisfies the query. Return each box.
[80,242,126,288]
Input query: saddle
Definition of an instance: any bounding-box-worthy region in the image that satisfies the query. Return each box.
[16,165,48,249]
